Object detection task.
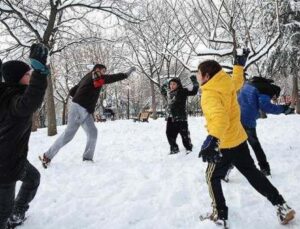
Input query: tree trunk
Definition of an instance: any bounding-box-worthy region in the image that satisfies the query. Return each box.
[292,75,300,114]
[150,80,157,119]
[62,102,66,125]
[46,77,57,136]
[127,87,130,119]
[31,111,39,132]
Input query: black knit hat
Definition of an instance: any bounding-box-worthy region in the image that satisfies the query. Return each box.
[93,64,106,71]
[1,60,31,83]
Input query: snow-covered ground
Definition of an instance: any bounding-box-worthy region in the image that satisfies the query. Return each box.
[22,115,299,229]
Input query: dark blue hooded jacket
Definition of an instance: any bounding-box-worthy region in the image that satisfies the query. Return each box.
[238,78,285,128]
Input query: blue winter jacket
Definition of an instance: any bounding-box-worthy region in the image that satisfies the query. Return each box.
[238,83,285,128]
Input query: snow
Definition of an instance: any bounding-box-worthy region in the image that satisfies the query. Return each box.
[22,115,300,229]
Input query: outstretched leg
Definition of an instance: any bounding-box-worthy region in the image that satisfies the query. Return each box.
[44,103,84,160]
[81,114,98,160]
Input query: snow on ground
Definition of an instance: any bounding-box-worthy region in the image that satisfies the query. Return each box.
[21,115,300,229]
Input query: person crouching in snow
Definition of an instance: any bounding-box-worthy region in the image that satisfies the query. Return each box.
[161,75,199,154]
[0,43,49,229]
[197,50,295,228]
[39,64,136,168]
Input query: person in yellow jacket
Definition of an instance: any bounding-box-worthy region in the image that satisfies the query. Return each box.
[197,53,295,227]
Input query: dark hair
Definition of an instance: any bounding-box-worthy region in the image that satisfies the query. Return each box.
[198,60,222,79]
[93,64,106,71]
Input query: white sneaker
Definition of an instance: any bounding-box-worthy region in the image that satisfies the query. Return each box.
[276,203,295,225]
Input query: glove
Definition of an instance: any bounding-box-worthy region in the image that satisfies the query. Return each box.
[234,48,250,67]
[282,105,295,115]
[190,75,197,82]
[125,66,136,76]
[29,43,49,75]
[199,135,222,163]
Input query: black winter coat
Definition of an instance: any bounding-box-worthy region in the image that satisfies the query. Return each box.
[0,72,47,183]
[161,77,199,121]
[70,72,128,113]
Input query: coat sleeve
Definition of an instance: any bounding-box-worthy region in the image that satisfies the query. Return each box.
[69,84,79,97]
[182,77,199,96]
[10,71,48,117]
[258,94,284,114]
[103,73,128,84]
[231,65,244,91]
[201,92,230,140]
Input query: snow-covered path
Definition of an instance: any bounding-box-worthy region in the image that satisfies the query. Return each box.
[22,115,299,229]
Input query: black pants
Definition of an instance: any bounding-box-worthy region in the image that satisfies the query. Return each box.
[0,161,40,229]
[166,119,192,151]
[244,126,269,171]
[205,141,284,219]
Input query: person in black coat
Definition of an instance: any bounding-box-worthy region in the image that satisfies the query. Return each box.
[39,65,136,168]
[0,43,49,229]
[161,75,199,154]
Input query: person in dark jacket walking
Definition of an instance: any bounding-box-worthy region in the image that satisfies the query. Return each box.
[39,64,136,168]
[238,77,294,176]
[0,43,49,229]
[161,75,199,154]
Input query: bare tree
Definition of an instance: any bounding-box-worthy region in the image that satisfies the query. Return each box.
[0,0,142,135]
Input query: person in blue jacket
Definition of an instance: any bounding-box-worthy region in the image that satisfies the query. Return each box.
[238,77,294,176]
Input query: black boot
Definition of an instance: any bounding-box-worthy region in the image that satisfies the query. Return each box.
[170,146,179,154]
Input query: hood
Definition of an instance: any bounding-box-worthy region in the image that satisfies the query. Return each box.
[200,70,234,94]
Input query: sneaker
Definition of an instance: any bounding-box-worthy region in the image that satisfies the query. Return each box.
[215,218,229,229]
[276,203,295,225]
[185,149,192,155]
[39,154,51,169]
[8,212,26,228]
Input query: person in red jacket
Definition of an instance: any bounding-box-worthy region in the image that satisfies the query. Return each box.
[39,64,135,168]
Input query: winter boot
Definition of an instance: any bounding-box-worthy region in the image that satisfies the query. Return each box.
[276,203,295,225]
[169,146,179,155]
[7,212,26,228]
[83,158,94,162]
[185,144,193,154]
[39,154,51,169]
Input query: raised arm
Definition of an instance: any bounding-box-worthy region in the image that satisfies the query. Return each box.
[182,75,199,96]
[10,43,49,117]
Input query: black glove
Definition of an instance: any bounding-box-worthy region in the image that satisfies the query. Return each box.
[199,135,222,163]
[29,43,49,75]
[125,67,136,76]
[234,48,250,67]
[190,75,197,82]
[282,105,295,115]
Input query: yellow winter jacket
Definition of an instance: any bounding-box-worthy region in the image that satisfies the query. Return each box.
[200,65,247,149]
